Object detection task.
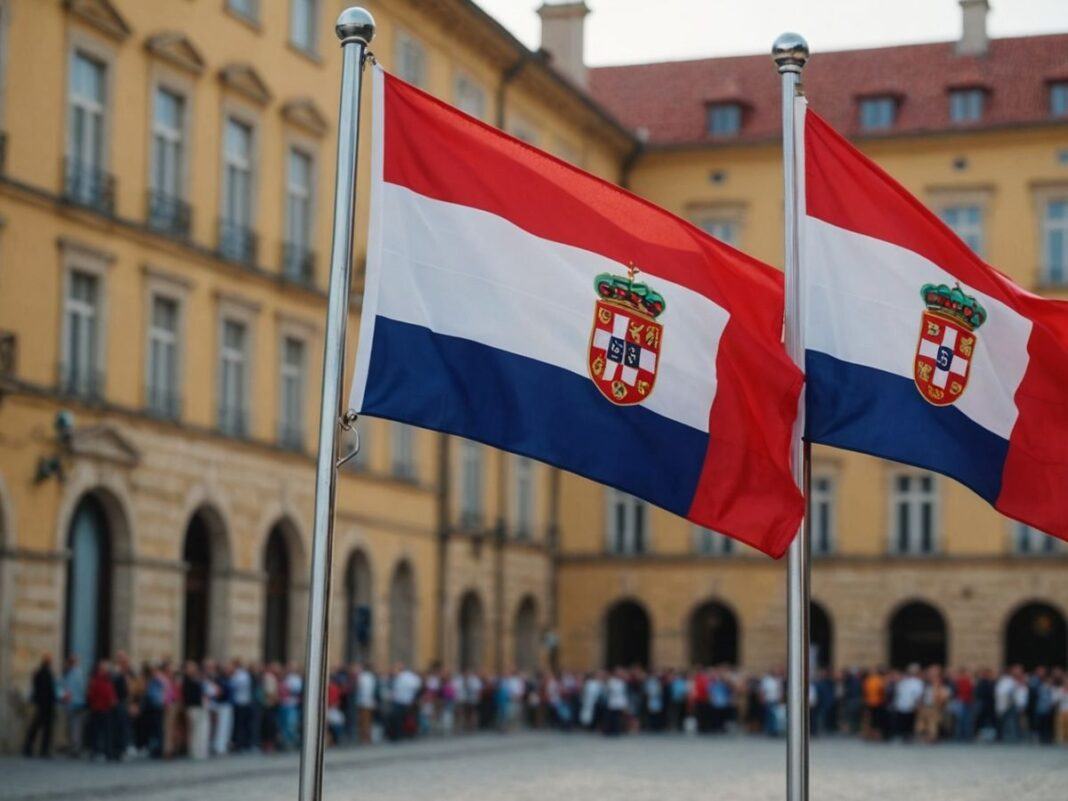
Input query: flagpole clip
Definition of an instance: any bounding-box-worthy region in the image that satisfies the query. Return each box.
[336,409,361,468]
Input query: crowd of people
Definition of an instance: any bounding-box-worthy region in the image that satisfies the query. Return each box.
[19,652,1068,760]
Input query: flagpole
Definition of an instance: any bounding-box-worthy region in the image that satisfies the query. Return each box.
[298,9,374,801]
[772,32,811,801]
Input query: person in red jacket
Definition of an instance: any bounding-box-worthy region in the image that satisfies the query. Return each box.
[86,661,117,761]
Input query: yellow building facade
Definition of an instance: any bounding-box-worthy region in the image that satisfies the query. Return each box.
[0,0,1066,748]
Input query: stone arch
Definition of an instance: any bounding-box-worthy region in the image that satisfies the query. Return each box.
[1003,600,1067,670]
[388,559,416,667]
[261,516,306,664]
[887,599,948,669]
[457,589,485,671]
[181,504,231,661]
[604,597,652,669]
[343,548,373,663]
[513,595,539,672]
[810,600,834,670]
[688,598,740,667]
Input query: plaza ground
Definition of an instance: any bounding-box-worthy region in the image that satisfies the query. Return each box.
[3,733,1067,801]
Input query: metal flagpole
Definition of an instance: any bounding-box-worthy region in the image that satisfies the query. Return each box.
[772,32,811,801]
[298,8,375,801]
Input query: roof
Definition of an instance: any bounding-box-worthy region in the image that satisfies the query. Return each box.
[587,34,1068,147]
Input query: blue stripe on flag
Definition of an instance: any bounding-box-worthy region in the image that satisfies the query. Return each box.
[361,316,709,515]
[805,350,1007,503]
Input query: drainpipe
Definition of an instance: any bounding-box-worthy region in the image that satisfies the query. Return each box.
[620,139,644,189]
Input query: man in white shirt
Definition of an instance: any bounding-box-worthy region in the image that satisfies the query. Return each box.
[356,664,376,744]
[230,660,252,752]
[390,663,421,740]
[892,663,925,741]
[604,669,628,736]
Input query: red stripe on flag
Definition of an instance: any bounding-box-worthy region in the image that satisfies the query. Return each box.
[381,71,803,556]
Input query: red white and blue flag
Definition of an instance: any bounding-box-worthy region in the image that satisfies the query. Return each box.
[350,68,804,557]
[799,100,1068,543]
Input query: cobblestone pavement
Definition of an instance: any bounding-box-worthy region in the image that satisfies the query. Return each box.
[3,733,1067,801]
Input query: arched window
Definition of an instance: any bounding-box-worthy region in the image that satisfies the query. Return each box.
[388,561,415,666]
[1004,602,1067,670]
[65,495,112,668]
[182,515,212,662]
[344,549,372,663]
[688,600,739,667]
[514,596,539,671]
[888,600,947,669]
[810,601,833,669]
[457,590,484,671]
[263,524,292,664]
[604,599,651,669]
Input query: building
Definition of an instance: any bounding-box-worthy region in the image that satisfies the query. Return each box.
[0,0,1065,747]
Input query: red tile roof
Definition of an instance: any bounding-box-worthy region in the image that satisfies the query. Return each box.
[587,34,1068,147]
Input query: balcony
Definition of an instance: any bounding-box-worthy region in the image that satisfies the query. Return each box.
[62,158,115,215]
[146,190,192,239]
[217,404,249,438]
[277,422,304,452]
[280,242,316,288]
[217,218,258,265]
[145,384,181,421]
[57,362,104,402]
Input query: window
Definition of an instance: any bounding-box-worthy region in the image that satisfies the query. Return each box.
[67,51,109,209]
[147,295,180,418]
[949,88,984,123]
[891,472,937,555]
[290,0,318,53]
[149,87,188,235]
[228,0,259,22]
[940,205,984,255]
[1013,522,1059,555]
[509,116,539,146]
[279,336,305,450]
[454,72,486,120]
[513,456,534,540]
[62,270,102,398]
[1050,82,1068,118]
[811,476,834,555]
[694,527,734,556]
[395,31,426,88]
[859,96,896,131]
[1043,198,1068,284]
[706,103,742,137]
[221,117,255,262]
[391,422,415,479]
[283,147,314,281]
[697,218,738,247]
[459,440,483,528]
[606,490,647,555]
[218,318,249,436]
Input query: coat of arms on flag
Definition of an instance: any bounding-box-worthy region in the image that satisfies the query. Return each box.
[588,265,665,405]
[913,283,987,407]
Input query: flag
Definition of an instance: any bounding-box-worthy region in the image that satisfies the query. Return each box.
[799,100,1068,543]
[349,68,804,557]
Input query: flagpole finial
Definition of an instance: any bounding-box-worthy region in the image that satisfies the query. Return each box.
[336,7,375,46]
[772,32,809,74]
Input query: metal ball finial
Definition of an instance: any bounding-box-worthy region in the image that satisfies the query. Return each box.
[772,32,809,74]
[336,7,375,45]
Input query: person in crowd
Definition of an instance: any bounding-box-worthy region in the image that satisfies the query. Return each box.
[579,671,603,731]
[86,660,117,761]
[892,663,924,741]
[996,664,1023,742]
[603,668,628,736]
[182,660,209,760]
[916,666,950,743]
[60,654,87,757]
[279,662,303,750]
[326,670,345,745]
[813,669,837,737]
[22,654,57,758]
[390,662,421,741]
[231,659,253,752]
[110,652,133,760]
[356,662,377,743]
[950,667,975,742]
[760,668,784,737]
[260,663,280,752]
[1054,672,1068,745]
[141,663,167,758]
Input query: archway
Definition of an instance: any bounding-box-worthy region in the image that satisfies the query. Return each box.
[689,599,739,667]
[457,590,484,671]
[344,549,372,663]
[810,601,833,669]
[388,560,415,666]
[263,524,293,663]
[888,600,947,669]
[181,506,229,662]
[65,494,113,669]
[604,599,651,669]
[513,596,539,672]
[1004,602,1067,670]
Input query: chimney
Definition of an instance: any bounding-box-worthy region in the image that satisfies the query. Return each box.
[957,0,990,56]
[537,2,590,88]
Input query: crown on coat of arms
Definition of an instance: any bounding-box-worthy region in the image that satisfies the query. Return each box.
[594,263,666,319]
[921,282,987,331]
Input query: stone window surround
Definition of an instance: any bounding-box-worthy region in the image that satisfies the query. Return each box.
[687,200,748,248]
[146,61,197,203]
[280,129,320,262]
[141,265,191,414]
[274,311,317,443]
[214,292,260,433]
[887,469,940,556]
[509,453,537,541]
[926,185,993,257]
[604,488,650,556]
[1031,182,1068,287]
[218,98,261,233]
[65,26,118,175]
[57,237,114,389]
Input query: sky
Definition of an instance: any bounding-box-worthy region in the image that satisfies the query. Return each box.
[473,0,1068,66]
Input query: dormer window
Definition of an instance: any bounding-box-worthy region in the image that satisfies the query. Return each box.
[706,103,742,138]
[949,87,985,123]
[859,96,897,131]
[1051,82,1068,118]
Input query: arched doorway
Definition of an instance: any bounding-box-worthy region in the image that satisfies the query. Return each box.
[1004,602,1067,670]
[689,600,739,667]
[388,560,415,666]
[65,495,112,668]
[181,507,229,662]
[263,524,292,664]
[457,590,484,671]
[888,600,947,669]
[514,596,539,672]
[344,549,372,663]
[810,601,833,669]
[604,599,650,669]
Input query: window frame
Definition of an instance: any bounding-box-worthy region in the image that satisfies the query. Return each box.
[215,297,258,437]
[810,474,835,556]
[511,455,535,540]
[147,68,194,203]
[390,421,416,480]
[453,69,486,120]
[142,267,189,419]
[948,87,985,124]
[282,138,317,275]
[457,439,484,528]
[58,240,112,399]
[858,96,897,131]
[888,471,939,556]
[277,332,307,450]
[706,102,743,138]
[693,526,735,557]
[1039,192,1068,286]
[394,28,427,88]
[288,0,320,55]
[1011,521,1061,556]
[1049,81,1068,118]
[605,489,648,556]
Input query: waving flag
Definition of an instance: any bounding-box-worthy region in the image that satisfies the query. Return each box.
[350,68,804,557]
[800,101,1068,543]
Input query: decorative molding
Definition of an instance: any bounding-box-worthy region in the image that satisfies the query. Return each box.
[281,97,328,137]
[68,424,141,468]
[142,263,193,291]
[57,236,117,265]
[213,289,262,314]
[0,547,71,563]
[64,0,132,43]
[114,555,185,572]
[274,310,320,336]
[218,62,272,106]
[144,31,205,75]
